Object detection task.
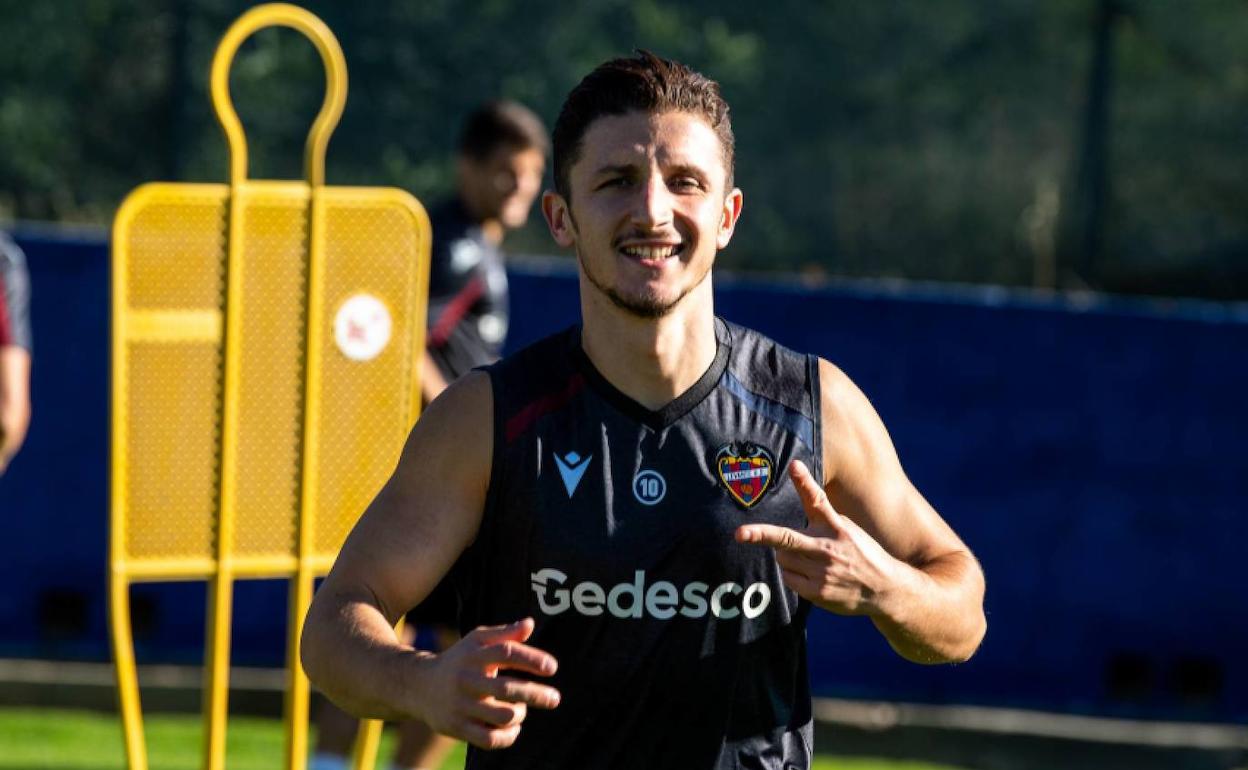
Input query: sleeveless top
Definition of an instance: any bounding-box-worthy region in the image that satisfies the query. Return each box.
[456,318,823,770]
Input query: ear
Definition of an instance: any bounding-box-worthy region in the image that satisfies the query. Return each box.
[542,190,577,248]
[716,187,744,249]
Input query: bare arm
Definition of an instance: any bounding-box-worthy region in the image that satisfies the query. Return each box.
[420,349,449,405]
[738,359,985,664]
[301,371,560,748]
[0,345,31,474]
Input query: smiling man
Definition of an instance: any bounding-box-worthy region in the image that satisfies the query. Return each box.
[302,51,986,770]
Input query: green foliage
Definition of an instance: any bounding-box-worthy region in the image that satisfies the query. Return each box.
[2,1,1246,297]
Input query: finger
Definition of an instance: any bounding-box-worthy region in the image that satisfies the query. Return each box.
[466,674,562,709]
[462,697,527,728]
[460,720,522,750]
[774,547,820,577]
[469,617,535,646]
[735,523,820,553]
[474,639,559,677]
[780,567,821,598]
[789,460,843,530]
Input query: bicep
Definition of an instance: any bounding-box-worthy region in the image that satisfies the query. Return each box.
[321,371,493,623]
[818,359,967,566]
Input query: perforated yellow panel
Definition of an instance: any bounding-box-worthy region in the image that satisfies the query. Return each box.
[123,340,220,563]
[112,183,428,575]
[116,186,228,569]
[314,194,425,555]
[125,192,227,310]
[232,191,307,560]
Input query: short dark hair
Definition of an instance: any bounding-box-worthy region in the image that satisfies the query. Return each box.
[458,100,549,161]
[552,50,734,200]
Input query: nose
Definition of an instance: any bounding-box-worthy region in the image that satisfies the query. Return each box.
[516,168,543,198]
[631,173,674,229]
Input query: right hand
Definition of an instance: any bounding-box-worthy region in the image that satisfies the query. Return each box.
[414,617,560,749]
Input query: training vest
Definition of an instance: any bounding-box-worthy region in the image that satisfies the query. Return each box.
[456,318,822,770]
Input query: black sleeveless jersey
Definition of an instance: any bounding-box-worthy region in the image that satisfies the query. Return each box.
[457,318,823,770]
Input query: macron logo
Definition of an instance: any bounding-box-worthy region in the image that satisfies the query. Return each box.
[554,451,592,497]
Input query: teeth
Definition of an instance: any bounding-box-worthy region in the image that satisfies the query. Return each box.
[621,244,681,259]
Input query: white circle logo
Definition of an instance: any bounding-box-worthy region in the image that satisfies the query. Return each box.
[334,293,392,362]
[633,470,666,505]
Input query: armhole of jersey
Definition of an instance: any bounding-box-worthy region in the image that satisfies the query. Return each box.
[454,366,504,632]
[806,354,825,487]
[480,365,506,537]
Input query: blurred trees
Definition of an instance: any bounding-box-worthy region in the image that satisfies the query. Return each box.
[1,0,1247,299]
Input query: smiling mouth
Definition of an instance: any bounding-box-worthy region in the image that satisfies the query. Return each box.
[617,243,686,262]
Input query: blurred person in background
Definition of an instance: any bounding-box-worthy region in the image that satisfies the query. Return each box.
[310,100,548,770]
[0,231,32,475]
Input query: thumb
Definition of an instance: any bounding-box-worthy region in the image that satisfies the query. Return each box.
[471,617,535,645]
[789,460,843,531]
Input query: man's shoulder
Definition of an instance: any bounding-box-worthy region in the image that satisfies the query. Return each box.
[481,326,582,432]
[722,319,804,357]
[485,326,577,382]
[722,319,818,413]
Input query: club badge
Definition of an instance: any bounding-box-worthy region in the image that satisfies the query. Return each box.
[715,442,775,509]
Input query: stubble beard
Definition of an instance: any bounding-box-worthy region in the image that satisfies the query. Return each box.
[576,244,713,319]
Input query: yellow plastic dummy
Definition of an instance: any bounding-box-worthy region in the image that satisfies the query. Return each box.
[109,5,430,769]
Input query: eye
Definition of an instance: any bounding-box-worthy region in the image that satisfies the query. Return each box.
[669,176,703,192]
[596,176,632,191]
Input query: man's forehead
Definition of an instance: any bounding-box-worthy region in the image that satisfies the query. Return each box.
[578,110,724,168]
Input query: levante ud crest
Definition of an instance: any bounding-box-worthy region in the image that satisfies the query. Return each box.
[715,442,775,508]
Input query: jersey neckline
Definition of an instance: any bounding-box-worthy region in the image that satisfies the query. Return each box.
[569,317,732,431]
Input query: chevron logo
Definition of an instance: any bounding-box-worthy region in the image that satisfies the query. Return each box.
[554,451,592,498]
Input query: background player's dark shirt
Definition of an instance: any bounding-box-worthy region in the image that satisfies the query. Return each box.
[425,199,509,381]
[0,233,32,351]
[457,319,822,770]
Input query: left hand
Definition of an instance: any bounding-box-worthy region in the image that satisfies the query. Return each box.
[735,460,900,616]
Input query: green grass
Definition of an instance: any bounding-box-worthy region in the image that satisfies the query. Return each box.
[0,708,964,770]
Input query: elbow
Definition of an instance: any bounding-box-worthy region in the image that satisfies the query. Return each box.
[944,552,986,663]
[944,610,987,664]
[945,565,987,663]
[898,564,987,665]
[901,614,986,665]
[299,599,329,689]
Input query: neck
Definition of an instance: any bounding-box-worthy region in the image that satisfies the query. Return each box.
[579,279,718,411]
[458,192,505,246]
[479,220,504,246]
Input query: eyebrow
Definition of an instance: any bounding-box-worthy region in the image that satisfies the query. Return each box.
[589,162,710,181]
[666,163,710,182]
[590,163,639,179]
